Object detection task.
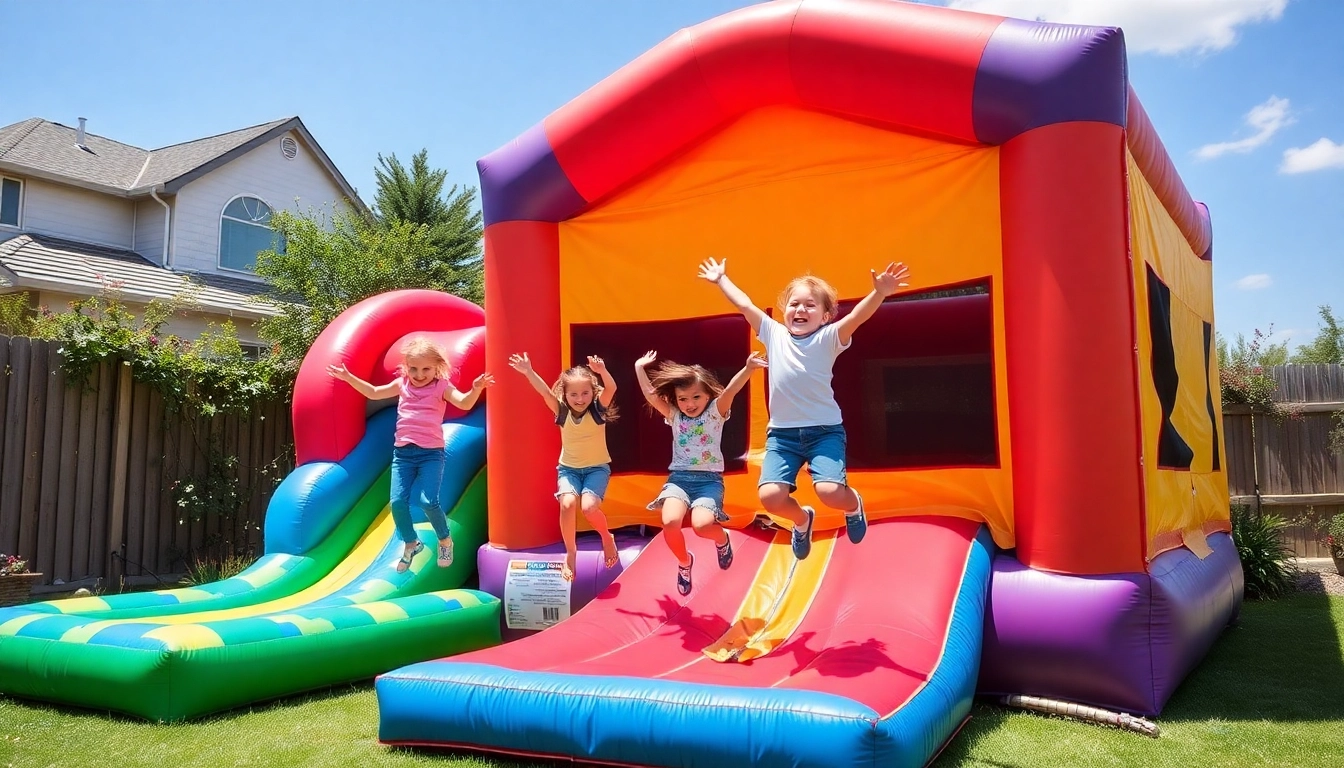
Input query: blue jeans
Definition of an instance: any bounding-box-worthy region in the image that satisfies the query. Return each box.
[760,424,848,490]
[390,444,451,544]
[649,470,728,522]
[556,463,611,500]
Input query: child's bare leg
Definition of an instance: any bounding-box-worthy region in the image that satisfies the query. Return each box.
[689,507,729,546]
[815,481,867,544]
[814,482,858,512]
[759,483,808,528]
[660,498,692,566]
[691,506,734,569]
[558,493,579,581]
[581,493,619,568]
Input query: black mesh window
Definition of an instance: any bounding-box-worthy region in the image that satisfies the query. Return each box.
[831,285,998,470]
[570,314,752,474]
[1146,265,1193,470]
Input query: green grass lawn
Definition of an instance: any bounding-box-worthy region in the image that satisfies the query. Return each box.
[2,593,1341,768]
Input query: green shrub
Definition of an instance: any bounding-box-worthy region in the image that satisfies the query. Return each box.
[1327,513,1344,559]
[1231,504,1296,599]
[181,552,257,586]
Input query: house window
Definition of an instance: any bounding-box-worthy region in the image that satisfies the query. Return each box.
[0,177,21,227]
[219,196,281,272]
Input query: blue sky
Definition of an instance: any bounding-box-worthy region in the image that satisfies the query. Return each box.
[3,0,1340,349]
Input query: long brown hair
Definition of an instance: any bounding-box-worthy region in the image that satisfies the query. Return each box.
[646,360,724,412]
[552,365,620,421]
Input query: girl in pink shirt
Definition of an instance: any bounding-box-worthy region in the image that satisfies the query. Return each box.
[329,337,494,573]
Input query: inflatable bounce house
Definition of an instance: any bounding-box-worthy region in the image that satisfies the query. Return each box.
[0,291,501,721]
[377,1,1243,766]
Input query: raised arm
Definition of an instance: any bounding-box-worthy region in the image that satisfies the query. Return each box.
[834,261,910,346]
[587,355,618,408]
[698,257,767,333]
[508,353,560,416]
[445,372,496,410]
[717,352,768,417]
[327,363,400,400]
[633,351,671,419]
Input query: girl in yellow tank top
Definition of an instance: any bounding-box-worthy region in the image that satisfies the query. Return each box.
[509,352,621,582]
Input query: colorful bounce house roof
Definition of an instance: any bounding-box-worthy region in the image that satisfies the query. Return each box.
[377,2,1245,766]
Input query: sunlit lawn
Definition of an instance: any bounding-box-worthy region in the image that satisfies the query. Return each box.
[3,594,1341,768]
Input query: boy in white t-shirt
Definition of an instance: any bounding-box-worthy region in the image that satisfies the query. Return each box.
[698,257,911,560]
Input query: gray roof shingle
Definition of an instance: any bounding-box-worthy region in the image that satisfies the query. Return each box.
[0,117,292,194]
[133,119,290,190]
[0,233,278,319]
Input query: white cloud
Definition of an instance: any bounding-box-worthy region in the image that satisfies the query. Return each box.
[1280,138,1344,174]
[1235,273,1273,290]
[1195,96,1293,159]
[1269,328,1302,344]
[946,0,1288,55]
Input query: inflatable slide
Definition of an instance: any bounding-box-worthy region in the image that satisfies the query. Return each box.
[0,291,501,721]
[382,517,994,766]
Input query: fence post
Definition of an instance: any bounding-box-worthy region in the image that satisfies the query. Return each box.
[107,362,133,591]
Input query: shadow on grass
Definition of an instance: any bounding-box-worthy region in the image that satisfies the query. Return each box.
[389,744,567,768]
[933,592,1343,765]
[1163,592,1344,722]
[930,704,1030,768]
[0,680,376,726]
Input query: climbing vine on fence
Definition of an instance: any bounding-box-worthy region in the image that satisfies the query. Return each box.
[21,288,297,564]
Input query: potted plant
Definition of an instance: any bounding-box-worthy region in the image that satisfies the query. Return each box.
[0,553,41,607]
[1328,514,1344,576]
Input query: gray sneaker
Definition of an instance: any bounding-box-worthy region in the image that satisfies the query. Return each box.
[845,492,868,544]
[792,506,815,560]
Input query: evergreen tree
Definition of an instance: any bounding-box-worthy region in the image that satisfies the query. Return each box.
[373,150,483,304]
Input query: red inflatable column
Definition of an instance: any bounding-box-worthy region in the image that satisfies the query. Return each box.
[1001,122,1146,575]
[485,221,563,549]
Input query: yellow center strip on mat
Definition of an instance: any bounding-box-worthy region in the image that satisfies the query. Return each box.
[703,527,838,663]
[47,509,398,640]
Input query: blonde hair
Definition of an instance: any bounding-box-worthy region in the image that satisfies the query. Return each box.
[778,275,839,317]
[552,365,620,421]
[646,361,724,411]
[399,337,451,380]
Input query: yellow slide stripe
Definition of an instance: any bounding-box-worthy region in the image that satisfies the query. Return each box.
[48,509,397,642]
[703,527,837,663]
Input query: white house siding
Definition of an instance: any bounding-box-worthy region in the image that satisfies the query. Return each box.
[170,131,348,278]
[133,198,168,264]
[36,289,266,346]
[19,177,134,248]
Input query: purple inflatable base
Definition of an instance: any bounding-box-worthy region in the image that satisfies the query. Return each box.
[477,530,656,641]
[978,531,1244,716]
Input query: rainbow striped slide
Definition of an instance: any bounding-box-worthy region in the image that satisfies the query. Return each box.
[0,407,500,721]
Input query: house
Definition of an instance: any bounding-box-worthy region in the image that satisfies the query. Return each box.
[0,116,363,348]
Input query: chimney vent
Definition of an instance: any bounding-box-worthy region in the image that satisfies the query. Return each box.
[75,117,87,148]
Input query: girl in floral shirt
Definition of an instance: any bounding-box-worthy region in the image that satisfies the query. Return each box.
[635,351,767,595]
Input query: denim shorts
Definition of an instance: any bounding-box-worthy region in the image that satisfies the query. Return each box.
[556,463,611,501]
[760,424,848,490]
[648,470,728,522]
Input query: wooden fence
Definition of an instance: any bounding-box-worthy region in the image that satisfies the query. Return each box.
[2,340,1337,589]
[0,336,293,593]
[1223,364,1344,557]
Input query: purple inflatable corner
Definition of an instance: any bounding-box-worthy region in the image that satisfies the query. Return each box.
[973,18,1128,145]
[979,532,1243,715]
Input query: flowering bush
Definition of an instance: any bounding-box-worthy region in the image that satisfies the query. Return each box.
[0,553,30,576]
[1328,514,1344,559]
[1219,328,1298,423]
